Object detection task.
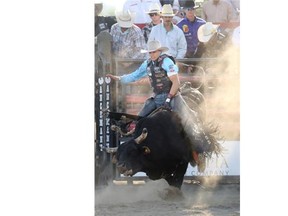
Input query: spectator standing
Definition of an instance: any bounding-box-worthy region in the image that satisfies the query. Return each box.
[201,0,236,23]
[197,22,221,57]
[94,1,117,37]
[177,0,206,58]
[110,10,147,59]
[123,0,162,29]
[159,0,180,12]
[159,0,182,24]
[142,3,162,43]
[148,4,187,59]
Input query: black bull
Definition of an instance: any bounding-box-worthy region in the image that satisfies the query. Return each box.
[112,109,192,189]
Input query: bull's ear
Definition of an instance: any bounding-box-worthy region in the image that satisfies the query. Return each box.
[142,146,151,155]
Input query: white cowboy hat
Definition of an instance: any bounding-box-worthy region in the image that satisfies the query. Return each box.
[115,10,135,28]
[145,3,161,14]
[160,4,175,17]
[197,22,219,43]
[141,40,169,53]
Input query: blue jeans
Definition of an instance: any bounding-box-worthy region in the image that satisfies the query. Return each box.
[138,93,169,117]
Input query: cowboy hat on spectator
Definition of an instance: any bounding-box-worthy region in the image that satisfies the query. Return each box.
[145,3,161,14]
[160,4,175,17]
[197,22,219,43]
[115,10,135,28]
[141,40,169,53]
[179,0,200,10]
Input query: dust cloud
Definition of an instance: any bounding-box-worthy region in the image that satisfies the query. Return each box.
[95,179,169,205]
[203,44,240,141]
[95,179,240,216]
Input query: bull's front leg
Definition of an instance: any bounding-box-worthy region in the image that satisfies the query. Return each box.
[164,161,188,189]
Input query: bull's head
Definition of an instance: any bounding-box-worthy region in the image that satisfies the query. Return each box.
[112,128,150,176]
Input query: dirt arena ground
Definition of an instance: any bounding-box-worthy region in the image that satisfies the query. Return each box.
[95,179,240,216]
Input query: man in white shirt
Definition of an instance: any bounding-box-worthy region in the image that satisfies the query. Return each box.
[148,4,187,59]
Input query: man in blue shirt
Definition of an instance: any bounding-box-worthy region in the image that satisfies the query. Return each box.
[177,0,206,58]
[107,40,179,117]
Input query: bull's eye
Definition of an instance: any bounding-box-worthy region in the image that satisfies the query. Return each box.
[142,146,151,154]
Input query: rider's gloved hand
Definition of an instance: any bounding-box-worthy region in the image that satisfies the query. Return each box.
[163,93,173,110]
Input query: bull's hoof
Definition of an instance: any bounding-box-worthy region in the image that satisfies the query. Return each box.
[158,186,184,201]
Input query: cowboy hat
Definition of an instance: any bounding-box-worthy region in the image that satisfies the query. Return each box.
[197,22,219,43]
[141,40,169,53]
[179,0,199,10]
[145,3,161,14]
[160,4,175,17]
[115,10,135,28]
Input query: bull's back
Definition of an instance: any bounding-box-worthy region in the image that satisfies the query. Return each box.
[135,111,190,162]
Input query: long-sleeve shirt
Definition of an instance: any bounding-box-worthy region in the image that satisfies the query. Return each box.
[148,23,187,59]
[177,17,206,55]
[202,0,237,23]
[110,23,147,59]
[120,56,178,83]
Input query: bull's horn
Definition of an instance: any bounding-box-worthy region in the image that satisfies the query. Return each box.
[106,147,118,153]
[135,128,148,144]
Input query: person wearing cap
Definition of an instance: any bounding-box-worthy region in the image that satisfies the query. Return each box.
[107,40,213,171]
[94,1,117,37]
[148,4,187,59]
[177,0,206,58]
[202,0,237,23]
[110,9,147,59]
[142,3,162,43]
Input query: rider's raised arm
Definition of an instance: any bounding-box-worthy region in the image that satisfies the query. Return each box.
[119,60,149,84]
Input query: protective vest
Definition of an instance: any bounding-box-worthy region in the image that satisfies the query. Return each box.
[146,54,175,94]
